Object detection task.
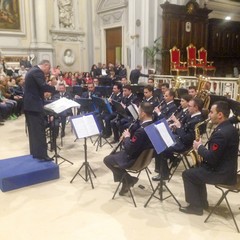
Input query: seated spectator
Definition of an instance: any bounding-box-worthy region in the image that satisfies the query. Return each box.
[18,65,28,79]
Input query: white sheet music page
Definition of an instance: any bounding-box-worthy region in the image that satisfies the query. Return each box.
[71,115,100,139]
[155,122,175,147]
[83,115,100,137]
[44,97,80,114]
[127,104,139,120]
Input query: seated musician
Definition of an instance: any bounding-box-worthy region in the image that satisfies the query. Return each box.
[142,85,159,107]
[152,97,204,181]
[110,84,138,144]
[81,82,101,99]
[180,101,239,216]
[188,85,198,98]
[102,83,123,138]
[153,89,177,121]
[52,84,72,137]
[103,102,154,195]
[168,94,192,126]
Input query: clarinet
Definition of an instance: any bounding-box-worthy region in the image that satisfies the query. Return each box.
[110,119,138,155]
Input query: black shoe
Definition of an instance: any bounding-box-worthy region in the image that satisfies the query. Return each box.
[102,133,111,138]
[170,156,181,167]
[129,176,139,187]
[152,174,169,181]
[119,183,129,196]
[0,122,4,126]
[203,201,209,210]
[179,205,203,216]
[39,156,54,162]
[110,140,118,144]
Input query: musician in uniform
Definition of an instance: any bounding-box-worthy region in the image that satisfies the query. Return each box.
[168,94,191,127]
[110,84,138,143]
[153,89,177,121]
[153,97,204,181]
[104,102,154,195]
[142,85,159,107]
[180,101,239,216]
[102,83,123,138]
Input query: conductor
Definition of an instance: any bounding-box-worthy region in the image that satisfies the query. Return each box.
[24,59,55,161]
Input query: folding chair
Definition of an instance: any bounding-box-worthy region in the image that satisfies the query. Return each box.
[112,148,154,207]
[168,148,194,181]
[204,174,240,233]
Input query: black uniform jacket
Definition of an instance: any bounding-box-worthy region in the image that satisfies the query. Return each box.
[175,113,203,149]
[119,120,153,168]
[198,120,239,185]
[156,101,177,121]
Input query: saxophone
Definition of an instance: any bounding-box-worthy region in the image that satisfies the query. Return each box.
[189,118,211,166]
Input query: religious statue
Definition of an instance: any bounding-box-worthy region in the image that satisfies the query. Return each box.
[57,0,74,29]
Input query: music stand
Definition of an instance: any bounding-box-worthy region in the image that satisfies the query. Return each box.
[70,114,100,188]
[143,119,181,207]
[44,98,80,165]
[111,100,129,118]
[91,96,113,150]
[75,98,95,113]
[228,99,240,116]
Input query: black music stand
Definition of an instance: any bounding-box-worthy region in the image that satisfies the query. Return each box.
[143,119,181,207]
[50,113,73,165]
[70,114,100,188]
[91,96,113,151]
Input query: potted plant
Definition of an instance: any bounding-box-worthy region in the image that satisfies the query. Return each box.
[143,37,162,73]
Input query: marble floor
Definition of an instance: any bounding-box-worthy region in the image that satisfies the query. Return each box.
[0,115,239,240]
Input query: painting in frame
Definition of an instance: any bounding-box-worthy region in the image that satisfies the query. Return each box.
[0,0,25,35]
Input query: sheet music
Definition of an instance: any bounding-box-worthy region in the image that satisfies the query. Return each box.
[127,104,139,120]
[71,115,100,139]
[44,97,80,114]
[155,122,175,147]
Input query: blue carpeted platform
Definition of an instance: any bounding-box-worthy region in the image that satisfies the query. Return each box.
[0,155,59,192]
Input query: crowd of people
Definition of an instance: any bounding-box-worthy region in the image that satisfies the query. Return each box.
[1,58,239,218]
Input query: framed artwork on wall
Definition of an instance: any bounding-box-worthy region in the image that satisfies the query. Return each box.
[0,0,25,35]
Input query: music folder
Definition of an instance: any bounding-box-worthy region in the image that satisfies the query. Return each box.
[144,118,176,154]
[70,114,100,139]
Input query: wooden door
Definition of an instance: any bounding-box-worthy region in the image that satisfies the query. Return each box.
[106,27,122,65]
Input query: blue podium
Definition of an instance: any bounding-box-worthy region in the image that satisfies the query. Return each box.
[0,155,59,192]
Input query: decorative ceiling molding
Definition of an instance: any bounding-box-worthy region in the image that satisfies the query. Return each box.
[97,0,128,14]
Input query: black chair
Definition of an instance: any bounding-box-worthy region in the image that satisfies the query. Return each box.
[204,173,240,233]
[112,148,154,207]
[168,148,194,181]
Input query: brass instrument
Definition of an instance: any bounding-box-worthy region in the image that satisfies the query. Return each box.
[189,118,211,166]
[172,76,186,98]
[197,75,211,110]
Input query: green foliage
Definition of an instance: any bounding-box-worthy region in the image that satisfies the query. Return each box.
[143,37,162,67]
